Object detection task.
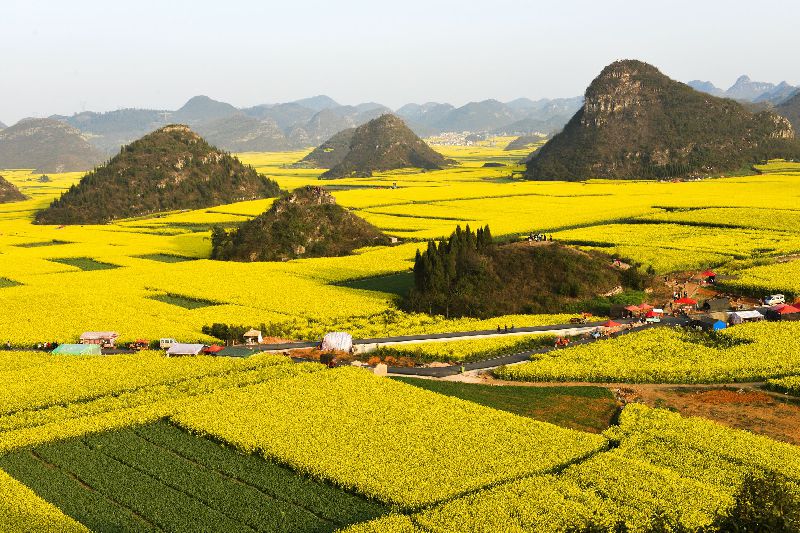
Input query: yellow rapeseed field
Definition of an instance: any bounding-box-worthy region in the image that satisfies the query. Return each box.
[2,150,800,345]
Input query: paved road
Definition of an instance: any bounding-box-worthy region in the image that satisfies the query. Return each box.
[256,316,689,353]
[385,319,689,377]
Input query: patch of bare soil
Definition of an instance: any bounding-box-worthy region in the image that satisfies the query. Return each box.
[617,385,800,446]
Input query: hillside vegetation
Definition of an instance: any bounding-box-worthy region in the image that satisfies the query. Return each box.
[211,185,391,261]
[0,118,102,173]
[320,115,454,179]
[527,60,800,181]
[406,225,648,318]
[0,176,26,203]
[776,90,800,133]
[293,128,355,168]
[35,125,280,225]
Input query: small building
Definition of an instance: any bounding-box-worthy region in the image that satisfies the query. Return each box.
[80,331,119,348]
[51,343,102,355]
[243,329,263,345]
[166,343,205,357]
[729,310,764,325]
[702,298,730,313]
[690,316,727,331]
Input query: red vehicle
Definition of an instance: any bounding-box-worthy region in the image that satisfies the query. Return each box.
[128,339,150,351]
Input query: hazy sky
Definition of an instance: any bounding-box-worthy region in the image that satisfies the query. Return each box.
[2,0,798,124]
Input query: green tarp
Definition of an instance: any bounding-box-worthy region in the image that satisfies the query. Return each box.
[51,344,102,355]
[216,346,263,358]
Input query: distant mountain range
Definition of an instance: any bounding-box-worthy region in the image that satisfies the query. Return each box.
[0,118,103,173]
[30,95,584,157]
[688,76,799,105]
[0,75,794,162]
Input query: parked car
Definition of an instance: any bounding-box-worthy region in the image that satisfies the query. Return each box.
[765,294,786,306]
[159,338,178,350]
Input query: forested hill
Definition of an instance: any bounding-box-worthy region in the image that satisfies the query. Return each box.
[0,175,27,203]
[35,125,280,225]
[320,115,454,179]
[526,60,800,181]
[406,225,648,318]
[211,185,391,262]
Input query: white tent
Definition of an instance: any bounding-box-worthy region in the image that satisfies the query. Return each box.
[166,343,205,356]
[729,310,764,325]
[321,332,353,353]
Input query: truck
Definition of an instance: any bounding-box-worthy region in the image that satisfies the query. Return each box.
[765,294,786,306]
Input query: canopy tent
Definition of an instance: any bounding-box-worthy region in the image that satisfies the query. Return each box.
[674,297,697,306]
[638,303,654,311]
[774,304,800,314]
[599,320,622,328]
[51,344,101,355]
[644,310,661,318]
[321,332,353,352]
[701,270,716,277]
[203,344,225,354]
[624,305,641,312]
[166,343,205,356]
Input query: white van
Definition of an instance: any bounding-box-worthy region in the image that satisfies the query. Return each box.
[159,338,178,349]
[765,294,785,306]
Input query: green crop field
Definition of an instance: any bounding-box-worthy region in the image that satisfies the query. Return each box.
[0,421,388,533]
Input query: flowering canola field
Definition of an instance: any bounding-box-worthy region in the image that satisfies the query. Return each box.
[495,321,800,384]
[2,151,800,345]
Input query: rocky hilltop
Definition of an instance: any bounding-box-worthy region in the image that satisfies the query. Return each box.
[0,118,103,173]
[211,185,390,261]
[526,60,800,181]
[0,175,27,203]
[35,125,280,225]
[320,115,454,179]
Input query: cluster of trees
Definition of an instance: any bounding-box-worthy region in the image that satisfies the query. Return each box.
[406,224,650,318]
[407,225,501,317]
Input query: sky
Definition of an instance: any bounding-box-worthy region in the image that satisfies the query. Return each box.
[1,0,799,124]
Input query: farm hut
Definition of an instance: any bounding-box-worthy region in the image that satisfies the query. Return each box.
[321,332,353,353]
[243,329,263,345]
[79,331,119,348]
[166,343,205,357]
[690,316,727,331]
[765,305,800,322]
[51,344,101,355]
[702,298,730,313]
[729,310,764,325]
[216,345,262,357]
